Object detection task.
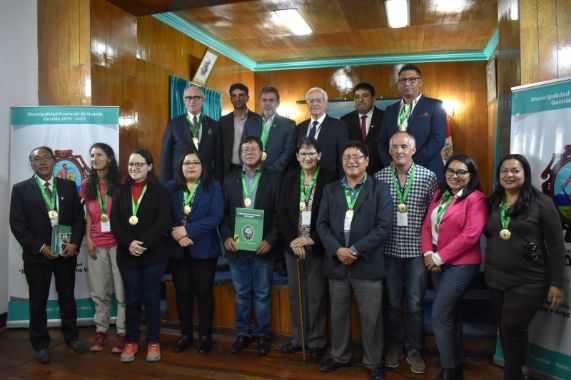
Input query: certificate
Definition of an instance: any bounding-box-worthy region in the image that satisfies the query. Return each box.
[234,208,264,252]
[50,224,72,256]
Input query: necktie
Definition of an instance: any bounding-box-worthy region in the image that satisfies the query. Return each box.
[399,104,412,131]
[360,115,367,140]
[308,120,318,139]
[44,182,52,198]
[192,115,198,129]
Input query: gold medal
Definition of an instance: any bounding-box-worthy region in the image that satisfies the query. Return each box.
[299,202,306,211]
[499,229,511,240]
[435,223,439,232]
[129,215,139,225]
[48,210,58,220]
[244,197,252,207]
[397,203,408,213]
[262,151,267,161]
[346,209,354,220]
[192,137,199,147]
[100,213,109,222]
[183,204,191,215]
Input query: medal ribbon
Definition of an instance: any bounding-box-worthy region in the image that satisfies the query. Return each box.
[499,195,511,230]
[131,184,148,217]
[344,174,367,211]
[434,190,454,227]
[185,113,203,140]
[299,166,320,207]
[391,163,416,207]
[260,116,275,150]
[241,170,262,203]
[96,184,109,215]
[34,175,57,212]
[183,180,200,210]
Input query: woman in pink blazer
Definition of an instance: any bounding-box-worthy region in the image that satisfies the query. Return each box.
[421,153,488,380]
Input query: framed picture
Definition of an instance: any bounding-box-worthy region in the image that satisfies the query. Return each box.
[486,57,497,103]
[192,50,218,86]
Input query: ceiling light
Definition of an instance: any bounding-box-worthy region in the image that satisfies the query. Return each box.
[431,0,472,14]
[273,9,312,36]
[385,0,410,28]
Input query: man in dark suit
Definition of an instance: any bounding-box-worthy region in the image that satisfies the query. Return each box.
[160,85,221,183]
[317,141,392,380]
[377,64,447,181]
[241,86,295,172]
[341,82,384,175]
[219,83,259,181]
[9,146,87,363]
[220,136,281,356]
[295,87,349,177]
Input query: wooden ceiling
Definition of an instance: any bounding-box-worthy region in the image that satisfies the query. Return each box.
[108,0,498,64]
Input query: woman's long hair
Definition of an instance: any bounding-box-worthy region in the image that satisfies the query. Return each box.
[126,148,158,186]
[175,151,212,192]
[436,153,482,202]
[487,153,540,217]
[84,142,120,200]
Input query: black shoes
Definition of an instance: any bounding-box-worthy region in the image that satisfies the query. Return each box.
[436,368,464,380]
[257,335,271,355]
[280,342,301,354]
[35,348,51,364]
[370,366,385,380]
[320,358,351,372]
[173,334,191,353]
[231,335,252,353]
[309,347,325,360]
[197,336,213,355]
[67,340,87,353]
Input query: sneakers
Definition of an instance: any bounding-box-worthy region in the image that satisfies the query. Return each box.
[120,343,138,363]
[406,349,427,374]
[384,346,403,368]
[146,342,161,362]
[112,333,126,354]
[89,331,108,352]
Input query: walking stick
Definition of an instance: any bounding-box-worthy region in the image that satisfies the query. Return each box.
[296,256,306,361]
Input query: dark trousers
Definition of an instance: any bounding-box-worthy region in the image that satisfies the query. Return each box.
[120,263,166,344]
[24,258,79,350]
[488,287,544,380]
[170,255,218,338]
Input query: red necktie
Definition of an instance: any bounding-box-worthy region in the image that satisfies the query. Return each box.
[360,115,367,140]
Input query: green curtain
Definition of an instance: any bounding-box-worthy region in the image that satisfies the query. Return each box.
[169,75,222,121]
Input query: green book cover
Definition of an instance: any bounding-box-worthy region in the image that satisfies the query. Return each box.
[50,224,72,256]
[234,208,264,252]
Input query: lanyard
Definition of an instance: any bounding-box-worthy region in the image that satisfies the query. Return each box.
[260,116,275,149]
[299,166,320,206]
[183,181,200,207]
[241,170,262,200]
[391,163,416,206]
[34,175,57,211]
[344,174,367,211]
[434,190,453,226]
[96,184,108,215]
[500,196,511,230]
[131,184,148,216]
[185,113,203,138]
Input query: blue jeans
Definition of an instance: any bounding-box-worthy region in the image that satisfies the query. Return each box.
[384,255,427,352]
[120,264,166,344]
[431,264,478,368]
[228,252,273,337]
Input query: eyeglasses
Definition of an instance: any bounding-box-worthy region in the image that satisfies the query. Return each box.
[500,168,521,175]
[298,151,318,159]
[184,95,204,102]
[128,162,147,168]
[446,168,469,177]
[342,154,366,162]
[183,161,201,167]
[398,77,420,84]
[31,155,54,163]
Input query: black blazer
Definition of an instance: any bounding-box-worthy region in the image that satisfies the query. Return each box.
[110,180,172,269]
[341,107,384,175]
[10,176,85,264]
[220,168,281,260]
[160,113,221,183]
[277,168,336,257]
[317,177,393,280]
[294,115,349,177]
[220,110,260,181]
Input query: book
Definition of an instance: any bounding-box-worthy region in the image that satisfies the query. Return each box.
[233,208,264,252]
[50,224,72,256]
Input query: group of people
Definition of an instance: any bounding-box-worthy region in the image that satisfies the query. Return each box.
[9,63,565,380]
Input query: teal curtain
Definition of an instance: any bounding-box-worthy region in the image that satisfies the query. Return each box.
[169,75,222,121]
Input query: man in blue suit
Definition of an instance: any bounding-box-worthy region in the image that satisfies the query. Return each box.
[241,86,295,173]
[377,64,446,181]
